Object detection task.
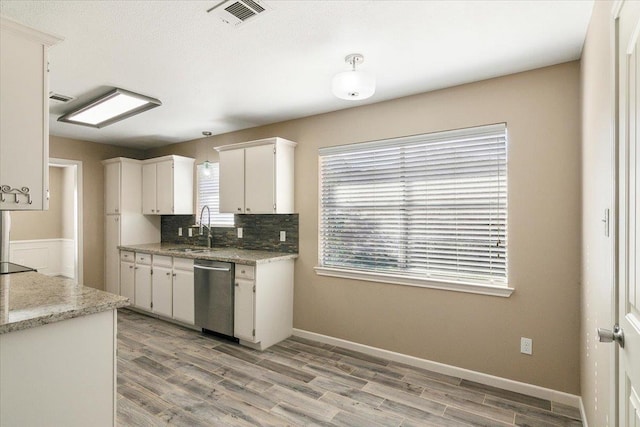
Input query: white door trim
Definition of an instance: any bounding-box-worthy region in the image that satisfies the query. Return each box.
[49,158,83,285]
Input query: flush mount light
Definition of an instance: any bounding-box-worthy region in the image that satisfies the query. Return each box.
[331,53,376,101]
[57,88,161,128]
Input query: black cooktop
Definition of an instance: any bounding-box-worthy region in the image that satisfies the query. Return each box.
[0,262,36,275]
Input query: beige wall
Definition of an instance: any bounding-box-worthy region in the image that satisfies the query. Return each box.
[49,136,144,289]
[148,62,582,393]
[10,166,64,240]
[580,1,615,425]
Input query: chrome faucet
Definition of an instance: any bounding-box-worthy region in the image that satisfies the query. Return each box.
[199,205,213,248]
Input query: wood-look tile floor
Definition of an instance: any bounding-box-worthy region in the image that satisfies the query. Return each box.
[116,309,583,426]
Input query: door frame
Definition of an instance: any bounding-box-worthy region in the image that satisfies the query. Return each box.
[49,157,83,284]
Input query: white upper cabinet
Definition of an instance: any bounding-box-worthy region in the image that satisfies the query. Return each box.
[216,137,297,214]
[142,155,194,215]
[0,18,62,211]
[102,158,144,215]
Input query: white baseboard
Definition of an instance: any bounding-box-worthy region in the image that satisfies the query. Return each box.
[10,239,74,278]
[293,328,582,409]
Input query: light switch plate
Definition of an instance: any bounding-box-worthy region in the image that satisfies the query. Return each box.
[520,337,532,355]
[237,227,243,238]
[188,228,193,237]
[178,227,183,236]
[280,231,286,242]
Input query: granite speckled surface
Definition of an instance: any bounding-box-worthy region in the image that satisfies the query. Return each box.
[118,243,298,265]
[0,272,129,334]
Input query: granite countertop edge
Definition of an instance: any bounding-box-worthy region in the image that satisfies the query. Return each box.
[118,243,298,265]
[1,272,130,335]
[0,298,130,335]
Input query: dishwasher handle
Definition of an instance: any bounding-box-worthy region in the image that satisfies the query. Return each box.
[194,264,231,272]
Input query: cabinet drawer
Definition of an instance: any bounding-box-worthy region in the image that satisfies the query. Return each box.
[235,264,255,280]
[121,251,134,262]
[153,255,173,268]
[136,253,152,265]
[173,257,194,271]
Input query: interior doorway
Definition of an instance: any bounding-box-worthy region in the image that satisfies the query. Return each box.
[8,158,83,283]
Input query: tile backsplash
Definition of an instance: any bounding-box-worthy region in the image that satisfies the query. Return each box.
[161,214,298,254]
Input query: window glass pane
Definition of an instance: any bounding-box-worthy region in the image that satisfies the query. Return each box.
[197,162,234,227]
[319,124,507,287]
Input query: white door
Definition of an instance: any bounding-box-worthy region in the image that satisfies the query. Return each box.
[104,215,120,295]
[104,162,120,214]
[134,264,152,311]
[120,261,135,303]
[173,268,194,324]
[234,278,255,342]
[617,2,640,425]
[156,160,174,215]
[142,163,156,215]
[219,149,245,214]
[152,265,173,317]
[245,144,275,213]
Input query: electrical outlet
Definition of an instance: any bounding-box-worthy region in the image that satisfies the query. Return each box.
[188,228,193,237]
[237,227,243,238]
[520,337,532,355]
[280,231,286,242]
[178,227,183,236]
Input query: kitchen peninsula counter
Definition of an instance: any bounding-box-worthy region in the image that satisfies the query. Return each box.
[0,272,129,334]
[119,242,298,265]
[0,271,127,427]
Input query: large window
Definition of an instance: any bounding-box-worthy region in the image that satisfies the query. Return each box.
[317,124,509,296]
[197,162,234,227]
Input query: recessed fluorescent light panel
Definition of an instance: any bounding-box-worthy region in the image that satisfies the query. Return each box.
[58,88,161,128]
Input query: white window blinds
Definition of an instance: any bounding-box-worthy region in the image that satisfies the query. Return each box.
[197,163,234,227]
[319,124,507,287]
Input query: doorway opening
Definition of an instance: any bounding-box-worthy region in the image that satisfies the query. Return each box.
[9,158,83,283]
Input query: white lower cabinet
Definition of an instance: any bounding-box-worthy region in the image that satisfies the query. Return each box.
[152,265,173,318]
[234,278,255,341]
[233,259,294,350]
[121,250,194,325]
[134,264,152,311]
[172,259,195,325]
[120,260,135,304]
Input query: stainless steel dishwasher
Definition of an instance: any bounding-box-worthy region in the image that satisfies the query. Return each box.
[194,259,235,336]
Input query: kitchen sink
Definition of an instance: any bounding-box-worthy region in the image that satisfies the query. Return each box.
[168,247,201,253]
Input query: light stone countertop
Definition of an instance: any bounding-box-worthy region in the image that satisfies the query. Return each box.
[118,243,298,265]
[0,272,129,334]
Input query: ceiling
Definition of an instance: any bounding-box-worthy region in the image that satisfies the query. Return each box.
[0,1,594,150]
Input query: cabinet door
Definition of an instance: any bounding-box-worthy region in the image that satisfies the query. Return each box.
[104,215,120,295]
[219,149,245,214]
[104,162,121,214]
[142,163,157,215]
[152,265,173,317]
[0,29,47,211]
[173,268,194,324]
[245,144,275,213]
[155,160,173,215]
[134,264,152,311]
[234,278,255,342]
[120,261,135,303]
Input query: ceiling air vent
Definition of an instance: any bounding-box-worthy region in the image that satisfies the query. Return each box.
[207,0,271,27]
[49,92,75,104]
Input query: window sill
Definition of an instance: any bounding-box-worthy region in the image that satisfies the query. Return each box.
[314,267,514,298]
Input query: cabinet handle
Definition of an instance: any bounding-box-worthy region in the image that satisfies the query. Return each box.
[129,265,133,269]
[115,208,119,213]
[246,207,251,212]
[172,273,176,277]
[235,282,239,287]
[166,272,171,276]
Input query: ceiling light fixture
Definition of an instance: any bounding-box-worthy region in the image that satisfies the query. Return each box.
[58,88,161,128]
[331,53,375,101]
